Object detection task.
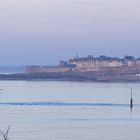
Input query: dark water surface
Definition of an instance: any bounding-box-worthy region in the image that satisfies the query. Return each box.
[0,81,140,140]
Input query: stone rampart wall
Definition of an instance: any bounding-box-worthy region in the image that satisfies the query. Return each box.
[26,66,71,73]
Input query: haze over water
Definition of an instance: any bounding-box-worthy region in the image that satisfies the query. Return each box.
[0,81,140,140]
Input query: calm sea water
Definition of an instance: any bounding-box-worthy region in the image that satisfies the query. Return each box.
[0,81,140,140]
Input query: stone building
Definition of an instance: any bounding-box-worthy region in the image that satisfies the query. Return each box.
[68,56,124,72]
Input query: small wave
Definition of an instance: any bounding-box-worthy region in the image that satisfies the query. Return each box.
[0,102,133,107]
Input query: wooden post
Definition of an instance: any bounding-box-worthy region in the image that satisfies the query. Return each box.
[130,88,133,110]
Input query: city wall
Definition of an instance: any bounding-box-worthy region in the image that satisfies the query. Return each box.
[26,56,140,74]
[26,66,71,73]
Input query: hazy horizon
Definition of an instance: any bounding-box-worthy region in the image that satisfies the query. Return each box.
[0,0,140,65]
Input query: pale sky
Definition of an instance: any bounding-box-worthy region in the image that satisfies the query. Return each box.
[0,0,140,65]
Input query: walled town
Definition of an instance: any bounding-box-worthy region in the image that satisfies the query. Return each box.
[26,55,140,73]
[25,55,140,82]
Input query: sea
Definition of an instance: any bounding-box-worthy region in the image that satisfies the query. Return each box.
[0,81,140,140]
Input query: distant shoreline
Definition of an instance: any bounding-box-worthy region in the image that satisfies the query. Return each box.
[0,72,140,83]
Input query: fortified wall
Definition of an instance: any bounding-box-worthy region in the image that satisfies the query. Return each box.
[26,66,72,73]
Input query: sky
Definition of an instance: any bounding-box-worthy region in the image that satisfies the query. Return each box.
[0,0,140,65]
